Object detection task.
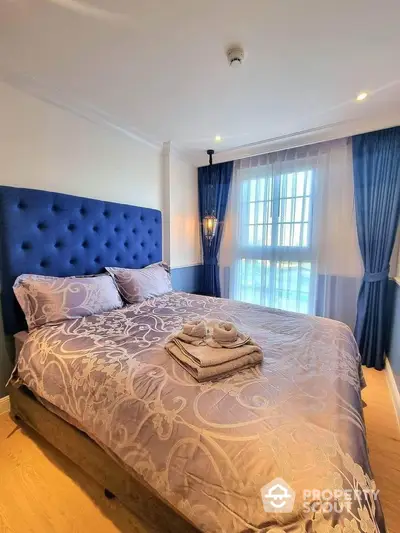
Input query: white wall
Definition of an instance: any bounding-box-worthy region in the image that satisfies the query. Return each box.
[169,154,201,268]
[0,82,163,209]
[161,143,201,269]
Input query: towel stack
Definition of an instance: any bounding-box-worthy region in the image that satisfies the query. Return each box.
[165,320,262,382]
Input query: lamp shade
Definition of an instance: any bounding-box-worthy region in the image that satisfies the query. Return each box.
[203,214,218,240]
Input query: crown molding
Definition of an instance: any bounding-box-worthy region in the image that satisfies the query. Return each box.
[169,142,196,166]
[162,141,197,166]
[0,67,163,152]
[162,141,172,157]
[2,66,399,167]
[191,114,400,166]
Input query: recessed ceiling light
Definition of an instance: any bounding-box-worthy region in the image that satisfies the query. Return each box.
[356,92,368,101]
[215,135,222,142]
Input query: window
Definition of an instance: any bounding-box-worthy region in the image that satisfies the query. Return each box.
[234,169,315,313]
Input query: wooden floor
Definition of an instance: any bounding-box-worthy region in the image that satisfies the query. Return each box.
[0,368,399,532]
[361,368,400,532]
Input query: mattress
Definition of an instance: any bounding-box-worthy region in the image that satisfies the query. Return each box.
[13,292,385,533]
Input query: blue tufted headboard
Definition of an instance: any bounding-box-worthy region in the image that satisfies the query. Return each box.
[0,186,162,335]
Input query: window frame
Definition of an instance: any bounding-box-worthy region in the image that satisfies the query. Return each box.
[238,170,316,255]
[234,161,318,314]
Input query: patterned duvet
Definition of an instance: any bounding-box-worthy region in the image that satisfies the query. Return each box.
[14,292,385,533]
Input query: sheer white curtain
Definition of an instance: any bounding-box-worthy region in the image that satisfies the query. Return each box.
[220,138,363,329]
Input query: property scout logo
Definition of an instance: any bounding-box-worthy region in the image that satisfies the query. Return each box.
[261,478,295,513]
[260,478,380,514]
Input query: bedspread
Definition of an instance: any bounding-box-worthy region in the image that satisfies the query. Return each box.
[15,292,385,532]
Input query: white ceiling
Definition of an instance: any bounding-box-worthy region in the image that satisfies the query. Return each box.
[1,0,400,165]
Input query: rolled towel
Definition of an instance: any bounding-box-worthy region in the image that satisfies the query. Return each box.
[182,320,207,339]
[212,321,238,344]
[205,332,251,349]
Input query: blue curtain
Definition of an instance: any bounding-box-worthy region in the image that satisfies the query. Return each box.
[352,126,400,369]
[198,161,233,296]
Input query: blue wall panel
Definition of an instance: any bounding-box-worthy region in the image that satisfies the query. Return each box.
[171,265,202,293]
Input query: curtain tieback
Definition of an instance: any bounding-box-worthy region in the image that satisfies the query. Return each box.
[204,258,218,266]
[363,268,389,282]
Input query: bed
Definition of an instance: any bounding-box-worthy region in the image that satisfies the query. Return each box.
[0,186,386,533]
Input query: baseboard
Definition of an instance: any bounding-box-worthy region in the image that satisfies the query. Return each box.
[385,360,400,431]
[0,395,10,415]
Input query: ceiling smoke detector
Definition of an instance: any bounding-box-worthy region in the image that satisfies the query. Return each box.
[227,46,245,68]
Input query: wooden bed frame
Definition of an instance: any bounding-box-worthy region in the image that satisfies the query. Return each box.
[8,384,199,533]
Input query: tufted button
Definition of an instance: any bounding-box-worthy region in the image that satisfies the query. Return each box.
[82,240,88,248]
[93,226,99,232]
[54,241,62,249]
[133,254,138,260]
[68,223,76,232]
[17,201,27,210]
[105,241,111,248]
[123,213,128,220]
[52,205,61,213]
[80,207,87,216]
[103,210,110,218]
[37,222,47,231]
[40,260,49,268]
[148,254,152,261]
[114,227,120,233]
[21,242,31,251]
[115,255,120,262]
[132,228,137,234]
[70,258,77,265]
[140,216,144,222]
[140,242,144,247]
[154,218,158,223]
[148,229,153,235]
[94,257,100,264]
[124,241,129,248]
[155,242,159,248]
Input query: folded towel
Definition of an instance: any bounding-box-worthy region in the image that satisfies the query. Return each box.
[165,341,262,382]
[166,319,261,381]
[170,338,262,367]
